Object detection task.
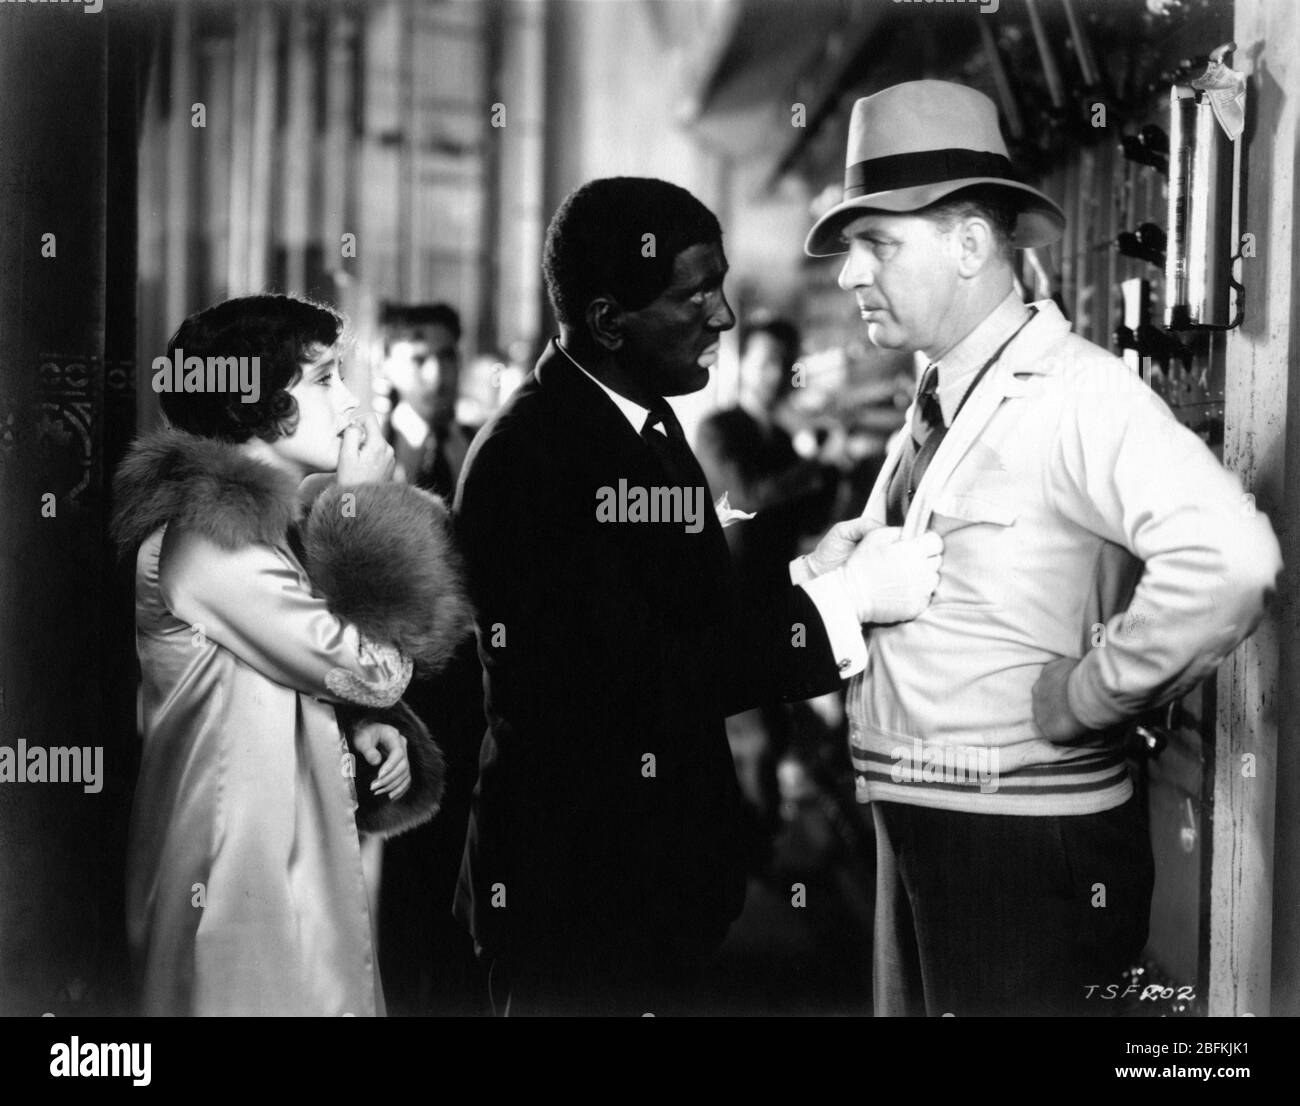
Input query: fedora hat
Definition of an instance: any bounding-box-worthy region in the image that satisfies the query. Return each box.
[805,80,1065,256]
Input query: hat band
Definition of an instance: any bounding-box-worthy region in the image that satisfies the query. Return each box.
[844,148,1016,197]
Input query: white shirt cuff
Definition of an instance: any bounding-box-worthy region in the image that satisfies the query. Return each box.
[788,554,816,587]
[798,571,868,679]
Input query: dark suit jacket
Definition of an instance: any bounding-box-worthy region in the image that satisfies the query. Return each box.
[452,341,844,972]
[384,412,476,501]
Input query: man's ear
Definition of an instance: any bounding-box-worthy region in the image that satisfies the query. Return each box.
[955,216,998,278]
[587,296,625,352]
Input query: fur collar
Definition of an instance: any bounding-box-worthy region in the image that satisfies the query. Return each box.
[111,426,474,676]
[111,428,301,556]
[113,427,473,843]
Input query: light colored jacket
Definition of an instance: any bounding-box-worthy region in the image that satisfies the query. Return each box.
[848,300,1281,815]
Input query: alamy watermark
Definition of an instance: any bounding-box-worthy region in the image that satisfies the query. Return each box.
[0,740,103,793]
[596,479,705,534]
[151,348,261,404]
[890,738,1001,794]
[50,1037,150,1086]
[2,0,102,12]
[893,0,999,13]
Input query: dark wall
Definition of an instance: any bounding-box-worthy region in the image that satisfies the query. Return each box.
[0,2,144,1016]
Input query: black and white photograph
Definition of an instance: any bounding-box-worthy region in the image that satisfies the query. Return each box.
[0,0,1295,1075]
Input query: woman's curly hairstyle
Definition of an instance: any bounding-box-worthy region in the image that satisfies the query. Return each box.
[158,294,346,442]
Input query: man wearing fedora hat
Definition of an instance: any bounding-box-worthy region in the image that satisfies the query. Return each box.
[800,80,1282,1016]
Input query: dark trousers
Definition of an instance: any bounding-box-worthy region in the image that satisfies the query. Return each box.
[872,794,1154,1016]
[379,640,490,1015]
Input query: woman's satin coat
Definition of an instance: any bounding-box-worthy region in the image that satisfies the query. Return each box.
[128,526,410,1016]
[112,428,472,1017]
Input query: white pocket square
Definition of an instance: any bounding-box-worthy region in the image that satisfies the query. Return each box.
[714,491,756,529]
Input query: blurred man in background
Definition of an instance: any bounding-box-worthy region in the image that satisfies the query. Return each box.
[375,300,489,1014]
[696,320,843,843]
[379,302,475,499]
[697,318,838,591]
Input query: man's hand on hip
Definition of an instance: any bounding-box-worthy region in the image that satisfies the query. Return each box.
[1032,657,1089,742]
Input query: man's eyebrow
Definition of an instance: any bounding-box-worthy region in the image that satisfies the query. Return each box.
[670,262,728,295]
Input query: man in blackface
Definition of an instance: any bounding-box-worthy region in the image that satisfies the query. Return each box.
[453,176,944,1015]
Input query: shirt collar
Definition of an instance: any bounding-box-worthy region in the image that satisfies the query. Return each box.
[555,339,662,435]
[931,290,1033,426]
[389,400,429,449]
[391,400,464,448]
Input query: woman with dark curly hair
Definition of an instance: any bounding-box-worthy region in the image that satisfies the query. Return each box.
[112,294,473,1016]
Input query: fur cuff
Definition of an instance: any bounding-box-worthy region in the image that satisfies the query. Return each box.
[339,700,446,839]
[303,483,474,675]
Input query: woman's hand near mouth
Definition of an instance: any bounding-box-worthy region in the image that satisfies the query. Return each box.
[337,413,396,486]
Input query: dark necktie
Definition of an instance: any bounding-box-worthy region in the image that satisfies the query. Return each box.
[418,433,455,499]
[886,364,944,525]
[640,401,727,601]
[640,402,701,489]
[882,306,1038,526]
